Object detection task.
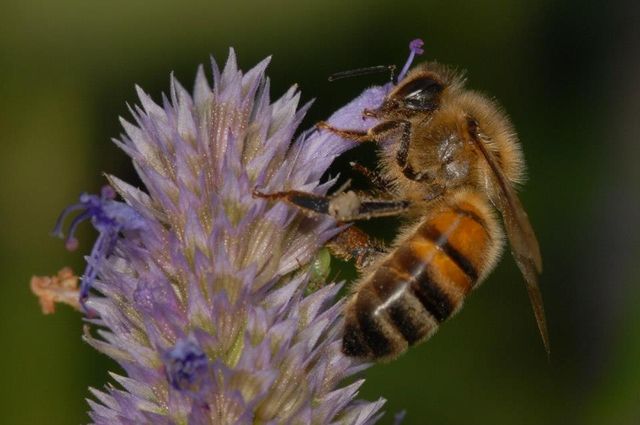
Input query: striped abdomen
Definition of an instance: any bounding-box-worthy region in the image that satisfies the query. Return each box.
[342,191,502,361]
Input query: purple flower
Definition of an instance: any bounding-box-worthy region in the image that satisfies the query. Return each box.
[40,40,424,424]
[162,337,210,393]
[52,185,145,312]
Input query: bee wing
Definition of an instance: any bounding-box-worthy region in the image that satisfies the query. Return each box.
[468,125,549,357]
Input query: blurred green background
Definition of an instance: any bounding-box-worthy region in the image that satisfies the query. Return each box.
[2,0,639,424]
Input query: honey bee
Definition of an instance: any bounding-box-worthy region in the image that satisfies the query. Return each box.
[256,44,548,361]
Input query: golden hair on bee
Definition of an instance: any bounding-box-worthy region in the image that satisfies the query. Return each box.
[256,39,548,361]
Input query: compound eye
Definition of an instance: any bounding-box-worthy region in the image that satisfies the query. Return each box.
[394,75,443,110]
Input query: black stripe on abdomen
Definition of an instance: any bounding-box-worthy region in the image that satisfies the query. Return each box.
[420,224,479,281]
[367,266,424,345]
[392,245,454,323]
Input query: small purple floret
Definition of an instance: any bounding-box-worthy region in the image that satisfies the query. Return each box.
[52,185,145,310]
[397,38,425,82]
[163,338,210,393]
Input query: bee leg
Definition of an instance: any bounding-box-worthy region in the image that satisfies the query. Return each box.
[321,119,412,170]
[349,162,393,193]
[317,120,409,144]
[338,194,411,221]
[253,189,331,215]
[392,120,429,181]
[316,121,372,142]
[319,119,426,182]
[253,189,411,221]
[327,226,386,269]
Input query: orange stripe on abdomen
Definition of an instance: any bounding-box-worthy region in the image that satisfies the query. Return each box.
[418,205,490,289]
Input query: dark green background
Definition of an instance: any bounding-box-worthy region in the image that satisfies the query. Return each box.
[2,1,639,424]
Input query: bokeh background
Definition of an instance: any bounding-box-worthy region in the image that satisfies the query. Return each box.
[2,0,639,424]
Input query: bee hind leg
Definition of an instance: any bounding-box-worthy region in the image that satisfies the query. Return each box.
[253,188,411,222]
[327,226,386,270]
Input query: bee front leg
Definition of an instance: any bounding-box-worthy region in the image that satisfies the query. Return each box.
[319,119,427,183]
[317,120,408,144]
[316,121,371,142]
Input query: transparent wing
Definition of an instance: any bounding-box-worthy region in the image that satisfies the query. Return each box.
[468,122,549,357]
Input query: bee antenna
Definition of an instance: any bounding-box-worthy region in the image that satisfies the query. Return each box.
[328,65,397,82]
[328,38,424,83]
[396,38,425,82]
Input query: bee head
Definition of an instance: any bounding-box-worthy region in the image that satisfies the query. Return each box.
[363,71,444,120]
[391,72,444,110]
